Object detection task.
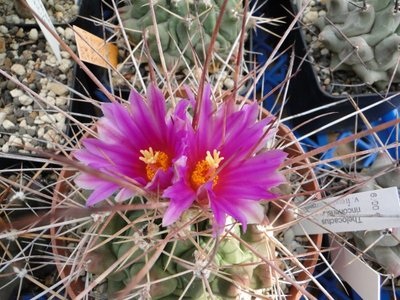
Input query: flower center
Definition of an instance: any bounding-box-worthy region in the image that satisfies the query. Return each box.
[190,150,224,189]
[139,147,170,180]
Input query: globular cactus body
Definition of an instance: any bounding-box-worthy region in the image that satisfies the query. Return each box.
[86,198,277,299]
[316,0,400,87]
[120,0,247,69]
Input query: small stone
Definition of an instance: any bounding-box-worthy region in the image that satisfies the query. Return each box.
[223,78,234,89]
[34,118,45,125]
[0,53,6,65]
[0,112,6,125]
[26,129,36,137]
[6,81,17,91]
[40,114,56,123]
[0,26,8,34]
[19,120,27,128]
[10,89,24,98]
[9,136,22,147]
[18,127,26,135]
[56,27,65,36]
[320,48,329,56]
[64,28,74,40]
[11,64,26,76]
[46,96,56,107]
[37,127,45,137]
[2,120,15,130]
[55,97,67,106]
[58,59,72,73]
[47,82,68,96]
[28,28,39,41]
[2,143,9,153]
[43,129,59,142]
[16,28,24,38]
[61,51,71,59]
[324,78,331,85]
[46,56,57,66]
[19,95,33,106]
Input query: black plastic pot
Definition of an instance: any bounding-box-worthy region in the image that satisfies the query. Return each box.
[269,0,400,134]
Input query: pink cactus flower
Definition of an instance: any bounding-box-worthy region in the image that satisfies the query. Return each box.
[74,86,187,206]
[162,85,287,233]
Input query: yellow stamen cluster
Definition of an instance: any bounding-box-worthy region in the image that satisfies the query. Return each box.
[139,147,170,180]
[191,150,224,189]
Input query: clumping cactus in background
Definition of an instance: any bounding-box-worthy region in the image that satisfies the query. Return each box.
[120,0,248,69]
[315,0,400,87]
[74,84,288,298]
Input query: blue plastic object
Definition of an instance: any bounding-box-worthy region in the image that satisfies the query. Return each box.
[301,268,400,300]
[371,109,400,160]
[250,34,288,114]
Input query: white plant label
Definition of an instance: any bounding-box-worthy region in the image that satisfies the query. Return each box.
[331,240,380,300]
[293,187,400,235]
[26,0,61,61]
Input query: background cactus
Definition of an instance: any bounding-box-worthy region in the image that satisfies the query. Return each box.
[120,0,248,69]
[314,0,400,88]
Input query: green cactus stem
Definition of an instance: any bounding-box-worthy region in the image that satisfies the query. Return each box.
[84,199,278,299]
[315,0,400,87]
[120,0,248,70]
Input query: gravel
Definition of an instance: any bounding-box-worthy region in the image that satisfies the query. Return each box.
[0,0,80,25]
[0,25,76,155]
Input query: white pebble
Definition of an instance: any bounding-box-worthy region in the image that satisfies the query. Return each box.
[37,127,45,137]
[9,136,22,147]
[11,64,26,76]
[40,114,56,123]
[47,82,68,96]
[10,89,23,98]
[2,120,15,130]
[0,25,8,34]
[320,48,329,56]
[2,143,9,153]
[55,113,66,123]
[58,59,72,73]
[19,94,33,106]
[56,96,68,106]
[43,129,59,142]
[223,78,234,89]
[0,112,6,125]
[46,96,56,107]
[34,118,45,125]
[64,27,74,40]
[56,27,65,36]
[0,53,6,65]
[19,120,27,128]
[28,28,39,41]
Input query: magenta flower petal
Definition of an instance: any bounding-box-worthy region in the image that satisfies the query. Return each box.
[115,188,136,202]
[86,183,119,206]
[162,180,196,226]
[74,85,188,206]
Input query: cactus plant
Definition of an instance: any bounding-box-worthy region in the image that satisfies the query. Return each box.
[314,0,400,87]
[84,200,279,299]
[120,0,248,69]
[46,82,323,299]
